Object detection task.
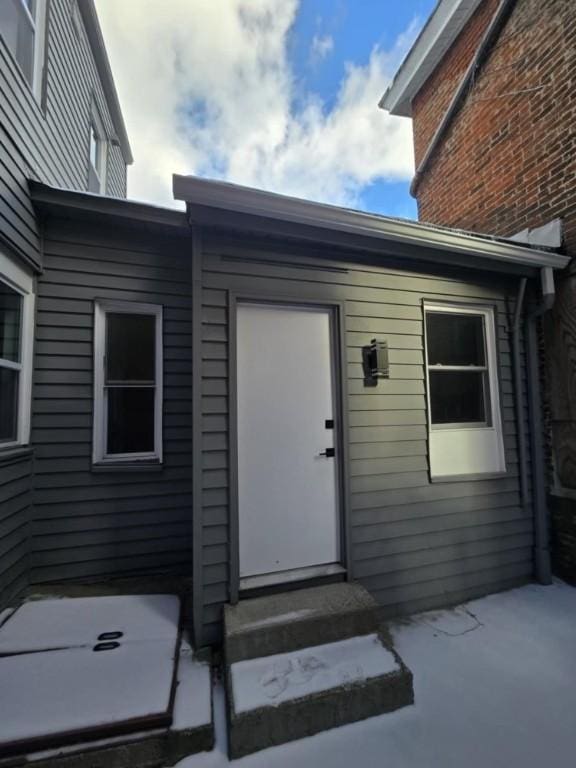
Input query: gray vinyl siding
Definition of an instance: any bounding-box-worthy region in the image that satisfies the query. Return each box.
[30,218,192,584]
[197,233,534,645]
[0,452,32,608]
[0,0,127,270]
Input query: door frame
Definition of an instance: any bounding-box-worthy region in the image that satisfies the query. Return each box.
[228,291,352,603]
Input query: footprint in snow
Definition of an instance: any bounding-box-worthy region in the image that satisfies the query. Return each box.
[260,659,293,699]
[295,655,328,682]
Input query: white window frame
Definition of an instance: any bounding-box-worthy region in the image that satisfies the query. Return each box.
[424,302,506,479]
[0,248,35,449]
[1,0,47,100]
[93,301,163,464]
[88,105,108,194]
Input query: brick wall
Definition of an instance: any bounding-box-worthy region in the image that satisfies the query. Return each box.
[413,0,576,247]
[412,0,500,166]
[410,0,576,581]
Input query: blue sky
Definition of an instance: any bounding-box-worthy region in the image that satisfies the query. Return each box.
[289,0,433,110]
[97,0,436,219]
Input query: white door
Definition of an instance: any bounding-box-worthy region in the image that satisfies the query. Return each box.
[237,303,340,579]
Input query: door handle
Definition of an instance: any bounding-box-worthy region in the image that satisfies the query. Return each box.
[318,448,335,457]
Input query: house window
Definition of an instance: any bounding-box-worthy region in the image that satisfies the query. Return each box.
[93,302,163,464]
[424,304,505,479]
[88,108,107,193]
[0,250,34,449]
[0,0,46,97]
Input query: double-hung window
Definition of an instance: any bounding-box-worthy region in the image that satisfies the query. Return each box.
[93,302,163,464]
[424,304,505,479]
[0,250,34,449]
[0,0,46,98]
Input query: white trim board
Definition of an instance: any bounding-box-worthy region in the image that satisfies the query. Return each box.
[92,300,163,465]
[0,247,35,448]
[423,302,506,479]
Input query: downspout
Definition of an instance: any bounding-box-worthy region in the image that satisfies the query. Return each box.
[410,0,516,198]
[525,267,555,585]
[512,277,528,511]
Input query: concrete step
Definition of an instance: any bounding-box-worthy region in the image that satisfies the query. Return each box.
[226,632,413,759]
[224,582,380,663]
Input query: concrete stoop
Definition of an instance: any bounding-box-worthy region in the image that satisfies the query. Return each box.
[224,582,414,759]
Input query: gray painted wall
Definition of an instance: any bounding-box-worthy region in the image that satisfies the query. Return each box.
[197,231,534,645]
[0,452,32,609]
[0,0,127,271]
[0,0,128,609]
[30,217,192,584]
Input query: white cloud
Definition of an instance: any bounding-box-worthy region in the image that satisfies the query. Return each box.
[95,0,418,210]
[310,33,334,62]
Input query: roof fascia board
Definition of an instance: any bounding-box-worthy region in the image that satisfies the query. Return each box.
[78,1,133,164]
[173,175,569,271]
[380,0,483,117]
[29,181,187,231]
[187,204,536,277]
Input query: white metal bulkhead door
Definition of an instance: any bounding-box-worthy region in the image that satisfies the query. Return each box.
[237,303,339,579]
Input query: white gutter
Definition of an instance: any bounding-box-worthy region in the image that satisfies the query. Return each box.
[379,0,483,117]
[173,174,570,272]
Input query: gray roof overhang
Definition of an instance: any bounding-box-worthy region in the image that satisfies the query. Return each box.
[79,1,133,165]
[173,175,570,276]
[29,181,188,236]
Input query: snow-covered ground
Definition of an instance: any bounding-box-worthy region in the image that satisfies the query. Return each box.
[0,595,182,746]
[179,581,576,768]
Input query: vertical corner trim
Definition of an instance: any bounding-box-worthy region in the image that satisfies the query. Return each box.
[191,227,205,646]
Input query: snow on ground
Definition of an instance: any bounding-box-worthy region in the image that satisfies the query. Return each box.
[0,594,180,653]
[178,581,576,768]
[0,595,181,745]
[231,633,398,713]
[172,643,213,731]
[1,639,176,741]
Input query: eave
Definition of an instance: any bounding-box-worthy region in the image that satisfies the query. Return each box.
[78,1,133,164]
[29,181,188,235]
[173,175,569,275]
[380,0,483,117]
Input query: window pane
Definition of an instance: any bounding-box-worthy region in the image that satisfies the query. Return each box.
[0,0,35,84]
[426,312,486,367]
[429,371,487,425]
[0,367,18,442]
[107,387,155,454]
[89,123,99,171]
[0,281,22,362]
[106,313,156,382]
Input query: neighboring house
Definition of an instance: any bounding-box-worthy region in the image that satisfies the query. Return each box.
[0,0,132,607]
[0,0,571,650]
[380,0,576,583]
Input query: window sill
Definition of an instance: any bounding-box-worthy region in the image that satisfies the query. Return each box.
[0,445,34,466]
[430,470,509,484]
[92,461,164,474]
